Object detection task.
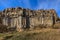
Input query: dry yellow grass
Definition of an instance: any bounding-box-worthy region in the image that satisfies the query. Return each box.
[0,28,60,40]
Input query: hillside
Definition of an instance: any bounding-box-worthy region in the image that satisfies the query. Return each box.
[0,29,60,40]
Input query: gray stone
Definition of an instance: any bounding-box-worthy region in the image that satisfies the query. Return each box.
[0,7,59,32]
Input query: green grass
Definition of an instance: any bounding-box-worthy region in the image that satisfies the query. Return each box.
[0,29,60,40]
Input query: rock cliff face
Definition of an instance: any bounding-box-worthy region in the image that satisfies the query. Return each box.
[0,7,58,32]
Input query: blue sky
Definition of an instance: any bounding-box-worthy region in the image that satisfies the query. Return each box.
[0,0,60,17]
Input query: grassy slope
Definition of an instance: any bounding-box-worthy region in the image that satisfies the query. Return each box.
[0,29,60,40]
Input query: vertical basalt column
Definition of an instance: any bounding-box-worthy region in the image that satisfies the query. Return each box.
[30,17,35,30]
[16,15,23,32]
[16,12,23,31]
[5,18,8,26]
[3,18,6,25]
[40,17,42,24]
[42,17,44,24]
[12,18,15,27]
[23,9,26,29]
[22,17,26,29]
[11,18,14,27]
[3,8,9,26]
[41,13,44,25]
[14,18,17,27]
[26,16,30,29]
[50,14,53,26]
[11,18,16,27]
[11,17,17,27]
[2,18,8,26]
[18,16,22,29]
[8,18,11,27]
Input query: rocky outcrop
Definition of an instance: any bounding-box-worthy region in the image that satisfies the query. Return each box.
[0,7,59,32]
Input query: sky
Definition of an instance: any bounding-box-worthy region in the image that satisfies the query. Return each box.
[0,0,60,17]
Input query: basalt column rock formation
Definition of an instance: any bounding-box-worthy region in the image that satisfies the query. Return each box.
[0,7,58,32]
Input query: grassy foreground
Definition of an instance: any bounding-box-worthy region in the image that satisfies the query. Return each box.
[0,29,60,40]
